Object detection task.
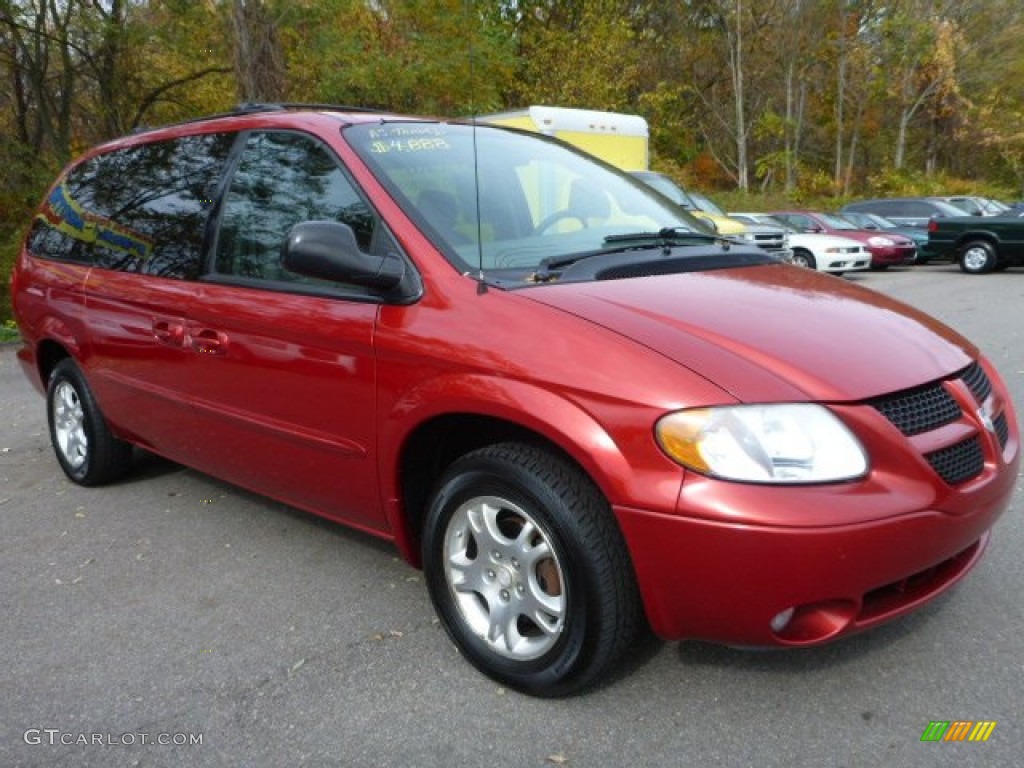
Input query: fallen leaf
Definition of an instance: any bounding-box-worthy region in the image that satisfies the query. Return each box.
[546,754,568,765]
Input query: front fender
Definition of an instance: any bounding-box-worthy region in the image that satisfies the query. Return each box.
[379,373,684,563]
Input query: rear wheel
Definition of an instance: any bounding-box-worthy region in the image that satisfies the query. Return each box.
[47,359,132,485]
[960,240,998,274]
[421,443,642,697]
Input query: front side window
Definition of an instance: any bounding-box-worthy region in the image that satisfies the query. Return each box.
[214,131,379,294]
[30,133,233,278]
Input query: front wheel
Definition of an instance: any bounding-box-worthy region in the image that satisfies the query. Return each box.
[421,443,642,697]
[47,359,132,485]
[959,240,998,274]
[789,249,816,270]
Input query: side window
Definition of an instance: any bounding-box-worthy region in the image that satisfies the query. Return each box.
[903,201,932,218]
[30,134,233,278]
[214,131,378,291]
[778,214,811,231]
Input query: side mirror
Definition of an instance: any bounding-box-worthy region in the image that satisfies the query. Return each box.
[282,221,404,290]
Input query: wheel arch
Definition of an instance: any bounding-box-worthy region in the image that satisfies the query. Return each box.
[36,338,73,386]
[953,231,1000,250]
[382,376,649,567]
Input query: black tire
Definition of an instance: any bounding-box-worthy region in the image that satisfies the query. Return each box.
[46,358,132,486]
[421,443,642,697]
[959,240,998,274]
[789,249,816,270]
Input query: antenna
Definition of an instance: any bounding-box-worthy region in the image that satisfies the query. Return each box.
[466,0,487,294]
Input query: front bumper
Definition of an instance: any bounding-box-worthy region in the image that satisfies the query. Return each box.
[615,365,1019,646]
[616,491,1006,646]
[867,244,917,266]
[820,254,871,272]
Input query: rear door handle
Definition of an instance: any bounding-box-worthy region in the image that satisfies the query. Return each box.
[152,319,187,347]
[191,328,230,355]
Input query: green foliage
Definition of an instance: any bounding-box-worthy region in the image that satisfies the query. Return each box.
[508,0,641,112]
[284,0,515,115]
[0,319,20,343]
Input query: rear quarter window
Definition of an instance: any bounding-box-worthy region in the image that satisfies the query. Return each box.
[30,132,234,279]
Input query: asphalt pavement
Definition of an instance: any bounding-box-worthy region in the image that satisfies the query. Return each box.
[2,262,1022,767]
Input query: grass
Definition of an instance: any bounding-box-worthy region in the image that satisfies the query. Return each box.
[1,320,21,343]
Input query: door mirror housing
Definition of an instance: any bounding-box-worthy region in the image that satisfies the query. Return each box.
[282,221,405,290]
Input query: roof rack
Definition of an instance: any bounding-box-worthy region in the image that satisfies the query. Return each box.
[232,102,387,115]
[132,102,386,134]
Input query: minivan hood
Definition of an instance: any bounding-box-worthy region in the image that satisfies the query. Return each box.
[524,264,974,403]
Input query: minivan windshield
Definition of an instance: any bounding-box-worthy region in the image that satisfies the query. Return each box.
[345,122,717,280]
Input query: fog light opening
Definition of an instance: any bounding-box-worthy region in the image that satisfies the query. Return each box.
[770,607,795,633]
[771,599,857,644]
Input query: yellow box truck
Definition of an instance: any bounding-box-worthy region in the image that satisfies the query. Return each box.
[480,106,649,172]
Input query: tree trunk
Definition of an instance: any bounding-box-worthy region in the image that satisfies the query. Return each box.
[729,0,748,191]
[834,4,846,195]
[231,0,286,103]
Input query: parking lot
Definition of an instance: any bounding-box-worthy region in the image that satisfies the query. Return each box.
[2,263,1021,768]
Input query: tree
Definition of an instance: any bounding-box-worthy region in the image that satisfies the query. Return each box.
[230,0,285,102]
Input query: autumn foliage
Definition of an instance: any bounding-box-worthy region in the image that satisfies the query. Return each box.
[3,0,1024,320]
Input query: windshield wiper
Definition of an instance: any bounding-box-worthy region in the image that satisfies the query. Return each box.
[532,227,727,282]
[602,226,720,245]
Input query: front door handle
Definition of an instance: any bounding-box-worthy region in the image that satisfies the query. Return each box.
[191,328,230,355]
[152,319,187,347]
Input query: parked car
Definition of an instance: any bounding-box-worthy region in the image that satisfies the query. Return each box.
[12,105,1019,696]
[941,196,1010,217]
[769,210,917,268]
[730,212,870,274]
[924,212,1024,273]
[838,211,932,263]
[631,171,791,260]
[840,197,969,229]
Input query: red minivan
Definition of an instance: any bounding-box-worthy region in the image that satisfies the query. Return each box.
[11,106,1019,696]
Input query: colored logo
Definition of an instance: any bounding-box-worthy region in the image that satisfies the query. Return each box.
[921,721,997,742]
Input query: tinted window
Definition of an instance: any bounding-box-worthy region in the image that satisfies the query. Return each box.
[214,131,378,291]
[30,133,233,278]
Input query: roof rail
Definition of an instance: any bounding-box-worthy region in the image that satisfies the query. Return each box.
[232,102,387,115]
[131,103,386,134]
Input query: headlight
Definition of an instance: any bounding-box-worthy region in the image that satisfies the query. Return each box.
[741,233,756,241]
[867,236,895,247]
[656,404,868,483]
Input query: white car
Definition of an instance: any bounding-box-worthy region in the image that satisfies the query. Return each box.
[730,212,871,274]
